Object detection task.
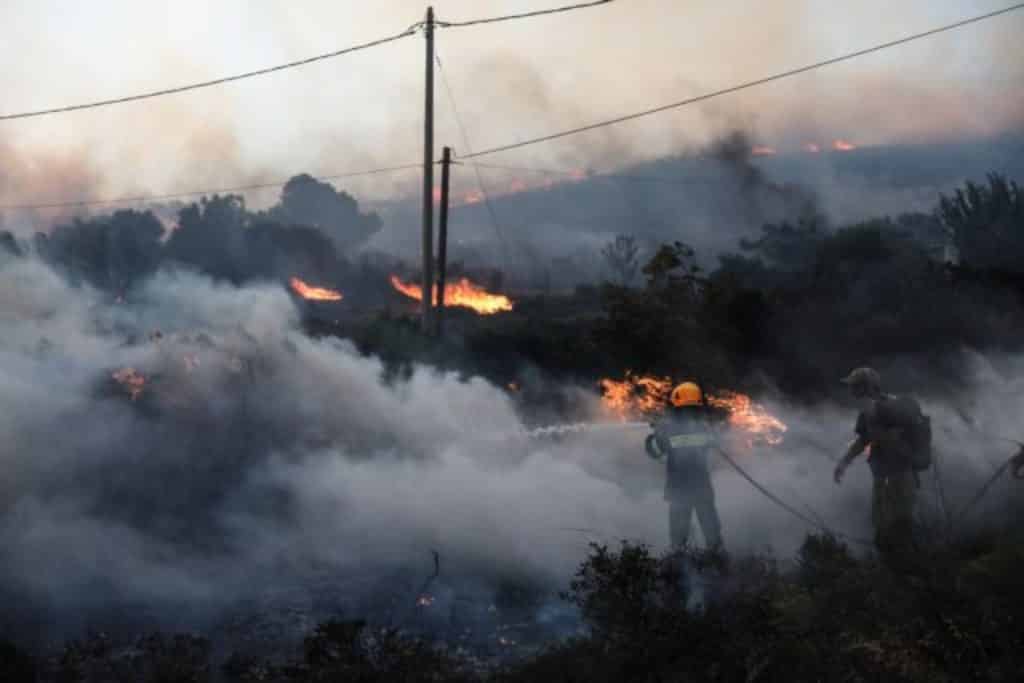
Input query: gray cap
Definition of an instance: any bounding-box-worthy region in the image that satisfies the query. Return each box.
[841,367,881,391]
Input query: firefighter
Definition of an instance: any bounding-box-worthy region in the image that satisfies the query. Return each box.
[646,381,724,549]
[833,367,918,557]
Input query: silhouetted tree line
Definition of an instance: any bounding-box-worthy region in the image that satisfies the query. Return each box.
[29,174,380,294]
[451,174,1024,404]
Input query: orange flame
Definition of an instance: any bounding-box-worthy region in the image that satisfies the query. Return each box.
[832,139,857,152]
[390,274,513,315]
[112,367,146,401]
[752,145,777,156]
[289,277,343,302]
[706,390,788,446]
[599,374,787,445]
[462,190,485,205]
[599,372,673,420]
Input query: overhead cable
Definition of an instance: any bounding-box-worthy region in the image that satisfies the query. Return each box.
[437,0,614,28]
[0,163,420,211]
[459,3,1024,158]
[0,23,421,121]
[435,53,508,251]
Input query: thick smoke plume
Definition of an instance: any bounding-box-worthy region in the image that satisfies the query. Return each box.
[1,251,1020,646]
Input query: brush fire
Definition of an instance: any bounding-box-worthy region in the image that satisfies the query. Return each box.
[289,276,344,302]
[111,367,146,401]
[390,274,514,315]
[600,373,787,446]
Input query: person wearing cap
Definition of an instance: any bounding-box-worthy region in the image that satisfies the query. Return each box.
[834,367,918,557]
[646,381,723,549]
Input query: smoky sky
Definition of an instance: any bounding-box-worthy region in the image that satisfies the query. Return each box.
[1,0,1022,214]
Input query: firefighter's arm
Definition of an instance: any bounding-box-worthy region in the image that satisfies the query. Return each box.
[834,435,869,484]
[645,423,667,460]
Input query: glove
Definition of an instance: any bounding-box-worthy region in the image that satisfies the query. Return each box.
[645,434,665,460]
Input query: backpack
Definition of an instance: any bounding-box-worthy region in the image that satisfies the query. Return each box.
[874,395,932,472]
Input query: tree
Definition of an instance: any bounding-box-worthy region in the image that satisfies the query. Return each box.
[0,231,22,257]
[601,234,640,286]
[739,214,826,271]
[164,194,250,282]
[266,174,382,253]
[938,173,1024,271]
[642,241,700,289]
[47,210,165,291]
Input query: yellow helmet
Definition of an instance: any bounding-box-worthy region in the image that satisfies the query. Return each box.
[670,382,702,408]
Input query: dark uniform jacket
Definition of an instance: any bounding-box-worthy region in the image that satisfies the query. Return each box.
[653,407,717,500]
[855,395,915,478]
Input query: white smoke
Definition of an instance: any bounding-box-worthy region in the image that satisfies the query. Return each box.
[0,254,1019,641]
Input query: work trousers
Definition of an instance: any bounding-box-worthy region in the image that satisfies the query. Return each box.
[667,471,722,549]
[871,471,916,556]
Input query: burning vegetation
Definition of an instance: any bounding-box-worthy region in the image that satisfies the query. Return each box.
[289,276,343,302]
[111,367,146,401]
[390,274,514,315]
[600,373,787,446]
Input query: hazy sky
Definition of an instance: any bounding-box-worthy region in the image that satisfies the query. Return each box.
[0,0,1021,208]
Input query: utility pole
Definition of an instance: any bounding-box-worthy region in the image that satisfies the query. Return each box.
[436,146,453,336]
[420,6,435,334]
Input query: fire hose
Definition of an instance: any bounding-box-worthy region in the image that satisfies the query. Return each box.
[952,442,1024,523]
[712,445,875,547]
[525,420,1021,543]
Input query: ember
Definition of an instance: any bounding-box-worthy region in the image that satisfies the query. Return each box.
[390,275,513,315]
[289,276,343,302]
[832,139,857,152]
[112,367,146,401]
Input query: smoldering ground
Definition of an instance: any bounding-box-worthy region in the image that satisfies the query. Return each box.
[0,252,1020,650]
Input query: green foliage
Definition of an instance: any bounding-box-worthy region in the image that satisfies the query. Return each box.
[222,619,469,683]
[503,534,1024,682]
[739,215,826,271]
[565,542,686,642]
[52,632,211,683]
[600,234,640,287]
[641,241,700,289]
[939,173,1024,271]
[10,532,1024,682]
[0,639,36,683]
[265,174,382,253]
[164,195,250,282]
[45,209,165,291]
[1,230,23,257]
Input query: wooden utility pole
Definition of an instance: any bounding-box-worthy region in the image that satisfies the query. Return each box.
[420,6,436,333]
[436,146,453,336]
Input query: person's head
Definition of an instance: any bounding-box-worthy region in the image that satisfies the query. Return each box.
[669,382,703,410]
[841,367,882,402]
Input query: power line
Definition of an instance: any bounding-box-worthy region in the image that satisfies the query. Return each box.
[460,2,1024,159]
[0,164,420,211]
[435,52,508,252]
[0,23,421,121]
[437,0,614,28]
